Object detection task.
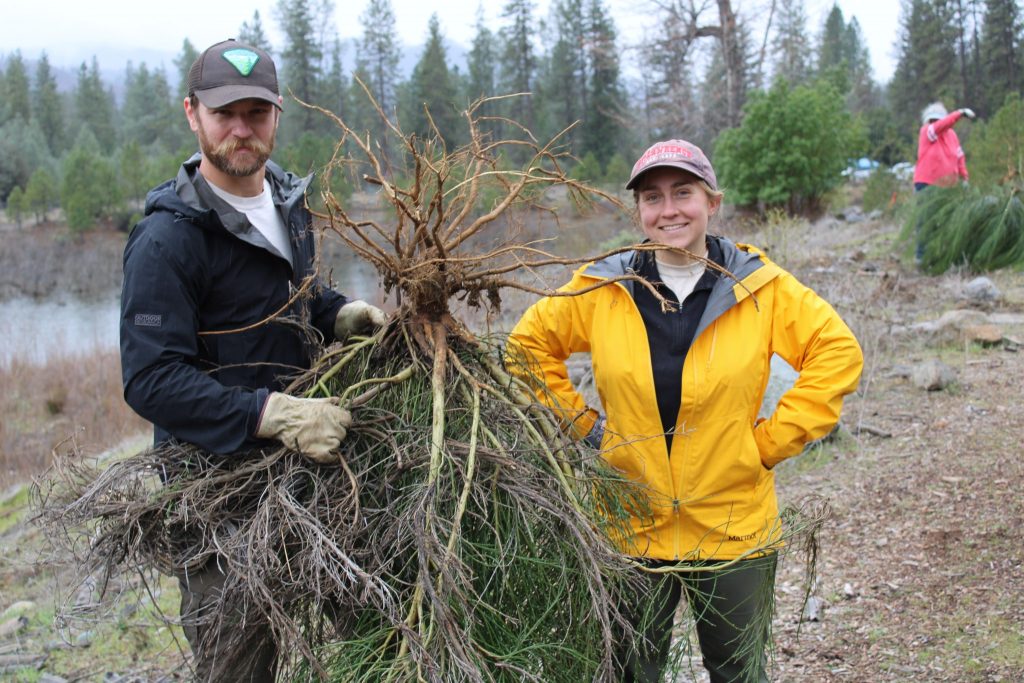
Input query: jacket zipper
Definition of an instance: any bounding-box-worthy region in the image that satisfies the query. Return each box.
[673,498,682,560]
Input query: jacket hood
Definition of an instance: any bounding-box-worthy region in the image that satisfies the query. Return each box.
[143,153,312,225]
[581,235,782,340]
[583,235,770,286]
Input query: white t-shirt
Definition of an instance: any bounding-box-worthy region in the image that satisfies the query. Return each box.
[207,179,293,264]
[655,255,705,303]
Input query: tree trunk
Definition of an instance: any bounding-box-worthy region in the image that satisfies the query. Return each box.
[717,0,745,128]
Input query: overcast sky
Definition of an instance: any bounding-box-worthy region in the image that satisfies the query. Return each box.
[1,0,901,84]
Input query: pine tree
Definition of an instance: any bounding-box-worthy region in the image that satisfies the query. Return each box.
[773,0,812,85]
[0,117,51,200]
[276,0,327,133]
[174,38,199,100]
[889,0,960,133]
[979,0,1023,115]
[818,4,847,80]
[466,6,497,102]
[119,140,147,206]
[464,6,498,143]
[24,166,58,223]
[537,0,586,150]
[3,51,31,124]
[843,17,878,113]
[582,0,627,165]
[6,185,26,228]
[355,0,401,117]
[33,53,65,154]
[121,63,178,152]
[74,58,118,150]
[239,10,275,54]
[498,0,537,137]
[321,37,349,119]
[406,14,460,144]
[61,128,122,233]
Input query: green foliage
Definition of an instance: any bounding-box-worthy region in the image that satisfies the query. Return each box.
[888,0,960,134]
[978,0,1023,118]
[24,167,58,222]
[73,58,117,150]
[598,229,637,253]
[861,106,913,166]
[120,63,179,152]
[714,78,865,213]
[33,53,66,155]
[238,10,274,55]
[907,184,1024,274]
[173,38,199,100]
[602,153,631,188]
[0,117,52,200]
[581,0,627,165]
[404,14,460,145]
[6,185,26,227]
[61,130,122,233]
[118,141,147,206]
[2,51,31,123]
[862,167,899,214]
[275,131,354,209]
[498,0,538,149]
[967,93,1024,192]
[571,152,602,184]
[275,0,327,135]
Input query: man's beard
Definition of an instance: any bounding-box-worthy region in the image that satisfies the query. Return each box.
[196,122,274,178]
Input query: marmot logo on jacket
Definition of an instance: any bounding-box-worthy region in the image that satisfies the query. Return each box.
[134,313,162,327]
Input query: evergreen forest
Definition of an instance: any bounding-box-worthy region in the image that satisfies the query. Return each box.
[1,0,1023,231]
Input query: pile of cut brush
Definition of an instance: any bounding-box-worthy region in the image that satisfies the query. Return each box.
[34,95,824,682]
[907,181,1024,274]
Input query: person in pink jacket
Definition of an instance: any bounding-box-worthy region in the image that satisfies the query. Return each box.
[912,101,975,260]
[913,101,975,189]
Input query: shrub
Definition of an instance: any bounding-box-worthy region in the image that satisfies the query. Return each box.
[602,153,631,190]
[6,185,26,227]
[862,167,899,214]
[906,184,1024,274]
[714,78,866,214]
[61,130,122,234]
[570,152,603,185]
[967,93,1024,192]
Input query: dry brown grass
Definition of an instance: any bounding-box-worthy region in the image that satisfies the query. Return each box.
[0,348,148,490]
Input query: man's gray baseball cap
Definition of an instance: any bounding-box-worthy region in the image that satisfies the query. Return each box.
[188,39,281,109]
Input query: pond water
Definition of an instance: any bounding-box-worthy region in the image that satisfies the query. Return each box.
[0,256,383,368]
[0,294,122,367]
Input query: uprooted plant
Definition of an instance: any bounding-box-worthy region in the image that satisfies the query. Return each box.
[34,92,829,682]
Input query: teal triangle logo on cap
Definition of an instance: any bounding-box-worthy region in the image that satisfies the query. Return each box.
[221,48,260,76]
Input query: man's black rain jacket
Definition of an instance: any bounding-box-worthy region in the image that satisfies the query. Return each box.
[120,154,347,454]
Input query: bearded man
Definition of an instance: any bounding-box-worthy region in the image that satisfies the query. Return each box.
[118,39,384,681]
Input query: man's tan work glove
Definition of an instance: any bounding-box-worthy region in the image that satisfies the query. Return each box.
[334,300,387,340]
[255,392,352,464]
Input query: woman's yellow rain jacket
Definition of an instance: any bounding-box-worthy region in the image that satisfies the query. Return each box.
[507,237,863,561]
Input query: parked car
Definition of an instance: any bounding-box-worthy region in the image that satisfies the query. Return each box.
[842,157,881,181]
[891,162,915,181]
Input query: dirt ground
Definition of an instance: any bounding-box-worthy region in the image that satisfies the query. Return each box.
[1,204,1022,682]
[755,216,1024,683]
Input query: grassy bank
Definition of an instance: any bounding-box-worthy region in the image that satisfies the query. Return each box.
[0,347,148,491]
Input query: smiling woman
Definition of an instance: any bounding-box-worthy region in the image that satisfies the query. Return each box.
[508,137,864,682]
